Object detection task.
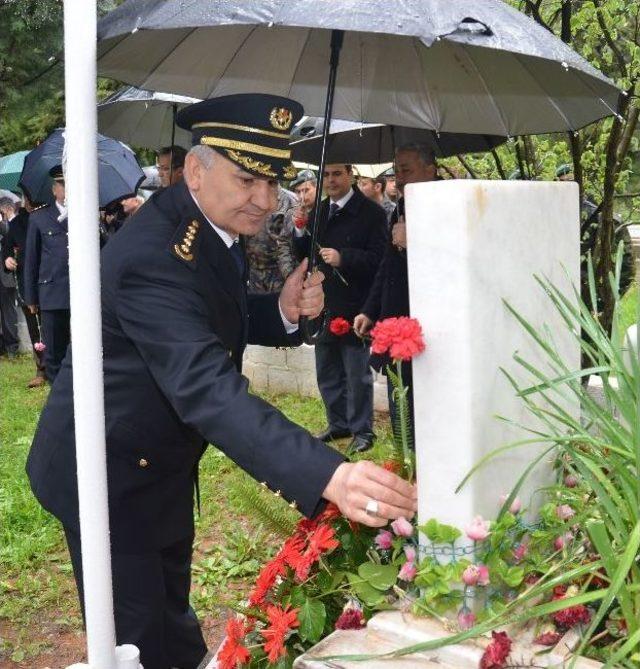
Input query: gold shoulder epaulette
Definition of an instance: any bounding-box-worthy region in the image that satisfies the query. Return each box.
[171,219,201,263]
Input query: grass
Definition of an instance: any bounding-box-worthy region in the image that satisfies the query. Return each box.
[618,281,638,334]
[0,354,393,665]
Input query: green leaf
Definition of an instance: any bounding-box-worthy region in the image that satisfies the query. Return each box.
[418,519,461,543]
[347,573,385,607]
[358,563,398,591]
[501,566,525,588]
[297,598,326,643]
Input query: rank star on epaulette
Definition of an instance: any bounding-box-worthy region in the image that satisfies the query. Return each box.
[172,219,201,263]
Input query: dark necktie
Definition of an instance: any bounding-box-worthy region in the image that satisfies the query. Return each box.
[229,240,246,278]
[329,202,340,218]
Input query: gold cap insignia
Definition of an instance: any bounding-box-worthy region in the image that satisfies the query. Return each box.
[283,164,297,180]
[269,107,293,131]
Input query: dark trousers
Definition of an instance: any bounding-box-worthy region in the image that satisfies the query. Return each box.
[386,361,415,449]
[0,285,18,354]
[64,527,207,669]
[40,308,70,382]
[21,305,46,377]
[315,338,373,436]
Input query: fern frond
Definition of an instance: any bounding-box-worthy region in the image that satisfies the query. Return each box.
[230,475,298,537]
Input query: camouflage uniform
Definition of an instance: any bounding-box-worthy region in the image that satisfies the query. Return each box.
[246,187,298,294]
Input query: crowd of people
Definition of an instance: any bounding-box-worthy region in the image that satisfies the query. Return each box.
[2,89,634,669]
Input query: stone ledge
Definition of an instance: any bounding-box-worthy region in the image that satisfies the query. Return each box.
[293,611,602,669]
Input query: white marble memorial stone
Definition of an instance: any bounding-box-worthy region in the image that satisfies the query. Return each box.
[404,180,579,547]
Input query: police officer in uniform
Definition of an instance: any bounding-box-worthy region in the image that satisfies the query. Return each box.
[26,94,417,669]
[23,166,70,382]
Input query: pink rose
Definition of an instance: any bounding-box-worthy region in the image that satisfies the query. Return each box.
[462,565,479,586]
[564,474,578,488]
[374,530,393,550]
[499,494,522,514]
[34,341,46,352]
[556,504,575,521]
[403,545,417,562]
[477,564,490,586]
[391,516,413,538]
[465,516,490,541]
[458,608,476,630]
[398,561,416,582]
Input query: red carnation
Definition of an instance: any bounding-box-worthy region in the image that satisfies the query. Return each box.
[480,631,512,669]
[293,211,308,230]
[553,604,591,629]
[329,317,351,336]
[335,608,365,630]
[217,618,251,669]
[370,317,425,361]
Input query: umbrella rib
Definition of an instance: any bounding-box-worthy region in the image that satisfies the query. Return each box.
[456,44,511,138]
[285,28,312,99]
[142,27,199,92]
[571,69,621,119]
[512,52,575,133]
[213,25,260,96]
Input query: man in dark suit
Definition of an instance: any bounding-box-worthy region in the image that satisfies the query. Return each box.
[26,95,417,669]
[23,166,70,382]
[2,195,46,386]
[296,164,387,453]
[354,144,438,429]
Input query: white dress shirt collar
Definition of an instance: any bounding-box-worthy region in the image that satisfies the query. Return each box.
[189,190,238,249]
[330,187,354,210]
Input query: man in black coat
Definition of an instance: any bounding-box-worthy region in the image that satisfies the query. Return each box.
[23,166,70,382]
[26,95,416,669]
[354,144,439,428]
[0,197,20,360]
[1,196,47,385]
[295,164,387,453]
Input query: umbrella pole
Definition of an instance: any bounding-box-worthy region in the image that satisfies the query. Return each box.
[169,103,177,185]
[300,28,344,345]
[63,1,138,668]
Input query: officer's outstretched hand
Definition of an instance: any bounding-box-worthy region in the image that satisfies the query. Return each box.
[322,461,418,528]
[280,258,325,323]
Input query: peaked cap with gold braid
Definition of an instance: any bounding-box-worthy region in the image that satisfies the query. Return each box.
[176,93,303,181]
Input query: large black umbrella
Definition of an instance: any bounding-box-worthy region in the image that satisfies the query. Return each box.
[19,128,145,208]
[97,86,199,149]
[291,118,506,164]
[97,0,620,341]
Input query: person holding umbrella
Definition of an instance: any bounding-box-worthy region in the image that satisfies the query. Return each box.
[296,163,388,453]
[26,94,417,669]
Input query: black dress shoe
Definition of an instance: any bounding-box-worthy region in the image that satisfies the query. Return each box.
[316,428,352,442]
[348,433,375,454]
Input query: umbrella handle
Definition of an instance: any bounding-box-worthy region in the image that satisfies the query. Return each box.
[300,28,344,345]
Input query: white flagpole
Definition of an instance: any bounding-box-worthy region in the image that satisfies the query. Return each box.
[62,2,140,668]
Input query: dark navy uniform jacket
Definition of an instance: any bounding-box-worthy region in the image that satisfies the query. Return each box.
[23,203,70,310]
[26,181,344,551]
